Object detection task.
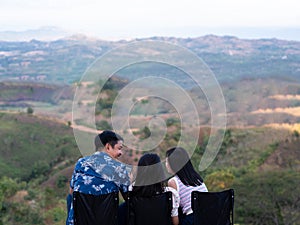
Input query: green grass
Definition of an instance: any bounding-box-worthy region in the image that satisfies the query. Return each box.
[0,113,80,180]
[0,112,299,225]
[204,127,290,170]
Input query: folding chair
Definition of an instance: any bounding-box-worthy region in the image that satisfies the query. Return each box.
[73,191,119,225]
[192,189,234,225]
[127,191,173,225]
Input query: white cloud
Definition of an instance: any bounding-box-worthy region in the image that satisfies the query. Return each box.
[0,0,299,37]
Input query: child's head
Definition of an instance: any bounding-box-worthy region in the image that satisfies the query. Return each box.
[165,147,190,173]
[133,153,166,195]
[138,152,161,166]
[166,147,204,186]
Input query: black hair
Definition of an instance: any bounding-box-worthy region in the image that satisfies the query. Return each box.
[132,153,166,197]
[94,130,123,151]
[166,147,203,186]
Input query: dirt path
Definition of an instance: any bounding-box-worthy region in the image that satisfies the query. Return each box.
[71,124,100,134]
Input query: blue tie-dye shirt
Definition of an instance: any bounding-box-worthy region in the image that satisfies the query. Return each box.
[66,151,130,225]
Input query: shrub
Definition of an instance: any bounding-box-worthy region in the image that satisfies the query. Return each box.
[96,120,112,130]
[27,107,34,114]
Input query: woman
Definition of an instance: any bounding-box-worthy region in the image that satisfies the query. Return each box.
[166,147,208,225]
[118,153,179,225]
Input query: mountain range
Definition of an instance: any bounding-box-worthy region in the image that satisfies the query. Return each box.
[0,26,71,42]
[0,33,299,85]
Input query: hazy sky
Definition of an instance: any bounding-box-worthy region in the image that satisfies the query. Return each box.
[0,0,299,40]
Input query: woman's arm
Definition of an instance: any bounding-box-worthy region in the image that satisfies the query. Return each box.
[165,185,180,225]
[168,178,178,190]
[172,216,179,225]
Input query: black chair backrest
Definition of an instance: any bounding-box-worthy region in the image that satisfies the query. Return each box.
[73,191,119,225]
[192,189,234,225]
[127,191,173,225]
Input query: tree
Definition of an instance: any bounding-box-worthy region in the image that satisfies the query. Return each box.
[96,120,112,130]
[0,177,19,210]
[56,175,68,188]
[27,107,34,114]
[234,170,300,225]
[141,126,151,140]
[205,170,234,191]
[30,161,50,179]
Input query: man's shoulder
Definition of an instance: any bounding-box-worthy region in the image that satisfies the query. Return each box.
[75,157,84,164]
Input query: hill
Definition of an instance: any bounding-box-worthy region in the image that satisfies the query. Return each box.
[0,81,73,104]
[0,26,71,42]
[0,112,299,225]
[220,76,300,127]
[0,35,299,85]
[0,112,80,180]
[1,75,300,129]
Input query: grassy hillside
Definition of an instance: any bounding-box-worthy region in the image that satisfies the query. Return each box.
[192,126,300,225]
[0,112,81,225]
[0,111,299,224]
[2,75,300,130]
[0,77,300,224]
[0,112,80,180]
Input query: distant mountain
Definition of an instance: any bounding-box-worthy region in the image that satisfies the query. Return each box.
[0,26,72,41]
[0,35,299,85]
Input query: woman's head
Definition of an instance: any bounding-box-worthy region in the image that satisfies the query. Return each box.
[138,152,161,167]
[133,153,166,196]
[166,147,203,186]
[166,147,190,173]
[135,153,166,185]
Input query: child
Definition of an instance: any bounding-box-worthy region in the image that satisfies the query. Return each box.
[166,147,208,225]
[118,153,179,225]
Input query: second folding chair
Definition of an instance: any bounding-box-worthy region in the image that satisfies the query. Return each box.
[127,191,173,225]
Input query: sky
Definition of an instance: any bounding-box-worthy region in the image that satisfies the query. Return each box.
[0,0,299,40]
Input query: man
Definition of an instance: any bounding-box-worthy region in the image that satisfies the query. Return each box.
[66,130,130,225]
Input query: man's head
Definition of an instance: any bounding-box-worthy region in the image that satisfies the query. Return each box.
[94,130,124,159]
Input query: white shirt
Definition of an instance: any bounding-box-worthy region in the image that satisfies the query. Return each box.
[165,186,180,217]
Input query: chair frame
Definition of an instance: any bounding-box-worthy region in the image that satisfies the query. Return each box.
[191,189,234,225]
[127,191,173,225]
[73,191,119,225]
